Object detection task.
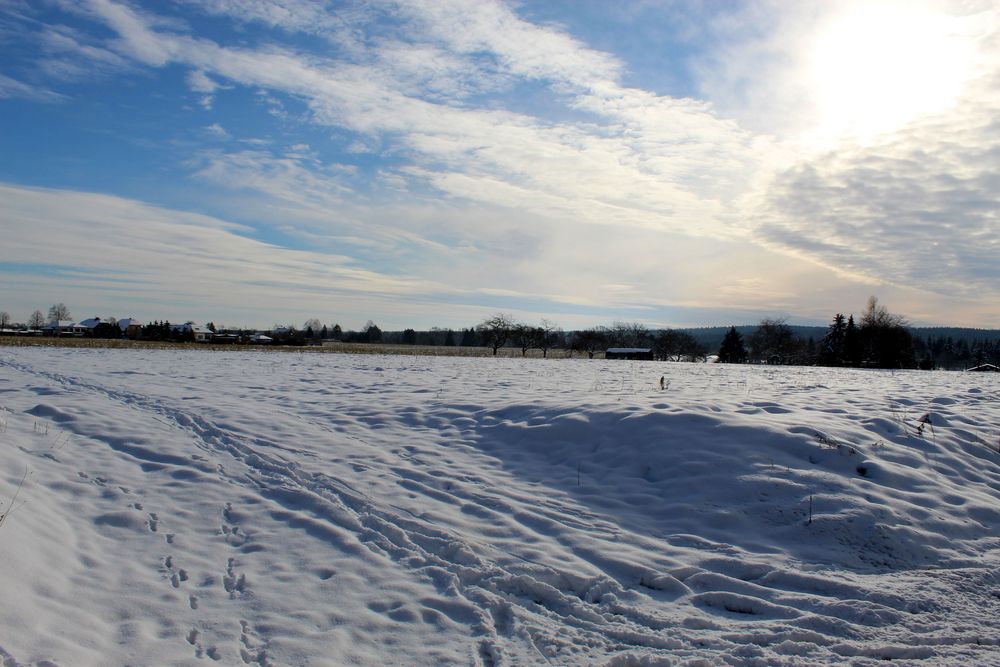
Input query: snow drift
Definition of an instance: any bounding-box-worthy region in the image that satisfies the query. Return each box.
[0,348,998,665]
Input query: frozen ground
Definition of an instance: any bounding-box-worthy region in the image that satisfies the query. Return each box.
[0,347,998,666]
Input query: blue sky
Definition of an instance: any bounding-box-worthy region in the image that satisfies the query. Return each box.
[1,0,998,331]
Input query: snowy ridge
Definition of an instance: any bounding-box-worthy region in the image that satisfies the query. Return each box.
[0,348,998,665]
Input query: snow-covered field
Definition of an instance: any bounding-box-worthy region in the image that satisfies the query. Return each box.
[1,347,998,666]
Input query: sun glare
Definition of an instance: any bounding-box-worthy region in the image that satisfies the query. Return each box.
[806,4,977,142]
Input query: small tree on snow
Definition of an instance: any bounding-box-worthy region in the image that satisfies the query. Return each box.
[477,313,514,356]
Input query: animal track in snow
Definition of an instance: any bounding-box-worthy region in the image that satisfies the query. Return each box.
[161,555,188,589]
[238,620,270,666]
[186,627,221,661]
[224,558,247,598]
[219,502,248,546]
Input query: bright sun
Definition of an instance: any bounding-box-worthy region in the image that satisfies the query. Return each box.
[805,3,978,142]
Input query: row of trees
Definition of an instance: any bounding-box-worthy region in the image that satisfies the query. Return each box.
[718,298,935,369]
[0,304,68,331]
[917,335,1000,370]
[5,300,997,369]
[471,314,710,360]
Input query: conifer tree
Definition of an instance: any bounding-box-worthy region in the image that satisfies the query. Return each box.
[717,326,747,363]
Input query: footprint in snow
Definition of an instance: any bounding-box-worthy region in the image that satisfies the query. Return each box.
[223,558,247,598]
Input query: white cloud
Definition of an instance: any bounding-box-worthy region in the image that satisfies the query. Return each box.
[0,183,452,324]
[8,0,999,327]
[0,73,66,102]
[204,123,230,139]
[72,0,756,244]
[37,24,134,81]
[187,69,227,108]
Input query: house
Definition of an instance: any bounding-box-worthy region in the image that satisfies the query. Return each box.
[605,347,654,360]
[118,318,143,339]
[78,316,125,338]
[250,334,273,344]
[966,363,999,372]
[43,321,87,337]
[171,321,213,343]
[210,332,240,344]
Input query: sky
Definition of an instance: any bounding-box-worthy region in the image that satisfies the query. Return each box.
[1,0,998,331]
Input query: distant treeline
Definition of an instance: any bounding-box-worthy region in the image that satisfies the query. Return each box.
[4,299,998,370]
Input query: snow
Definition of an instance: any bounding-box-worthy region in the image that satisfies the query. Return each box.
[1,347,998,666]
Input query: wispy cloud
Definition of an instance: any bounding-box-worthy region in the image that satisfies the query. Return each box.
[752,100,1000,297]
[0,73,65,102]
[0,183,453,324]
[187,70,227,108]
[4,0,999,327]
[66,0,752,240]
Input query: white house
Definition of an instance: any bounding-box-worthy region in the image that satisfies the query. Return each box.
[43,321,87,336]
[77,316,114,331]
[171,321,213,342]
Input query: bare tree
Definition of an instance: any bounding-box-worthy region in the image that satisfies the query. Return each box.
[538,319,562,358]
[571,327,608,359]
[860,296,907,329]
[28,310,45,329]
[303,318,322,339]
[609,321,650,348]
[859,297,915,368]
[48,303,71,323]
[476,313,514,356]
[0,312,9,330]
[654,329,705,361]
[748,317,796,364]
[510,323,533,357]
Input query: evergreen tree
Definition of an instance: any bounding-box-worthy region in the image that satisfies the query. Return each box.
[363,321,382,343]
[460,327,478,346]
[819,313,847,366]
[717,326,747,363]
[843,315,862,367]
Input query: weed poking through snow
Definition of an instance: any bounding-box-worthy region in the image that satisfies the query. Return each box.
[0,467,29,530]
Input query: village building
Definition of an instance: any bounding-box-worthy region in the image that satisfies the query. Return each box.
[605,347,654,360]
[117,318,143,339]
[42,320,87,337]
[171,321,213,342]
[966,363,999,372]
